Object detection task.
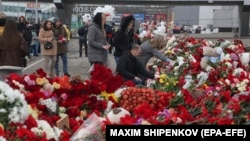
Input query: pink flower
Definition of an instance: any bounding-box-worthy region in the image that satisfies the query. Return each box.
[61,93,68,100]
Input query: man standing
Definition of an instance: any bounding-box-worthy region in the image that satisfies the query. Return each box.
[78,20,91,57]
[53,17,71,77]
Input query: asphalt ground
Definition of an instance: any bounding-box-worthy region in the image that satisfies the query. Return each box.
[23,32,250,79]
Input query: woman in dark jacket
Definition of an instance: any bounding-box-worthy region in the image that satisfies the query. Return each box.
[113,15,135,65]
[0,19,28,80]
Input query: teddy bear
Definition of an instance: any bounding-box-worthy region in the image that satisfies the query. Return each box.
[200,46,223,71]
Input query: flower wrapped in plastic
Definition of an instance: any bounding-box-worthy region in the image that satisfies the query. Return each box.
[70,112,105,141]
[93,5,115,22]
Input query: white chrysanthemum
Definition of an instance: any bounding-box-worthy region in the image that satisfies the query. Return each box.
[225,62,232,68]
[114,87,126,98]
[153,22,166,37]
[189,55,197,62]
[197,72,208,86]
[243,79,249,83]
[31,120,60,141]
[166,36,176,48]
[233,68,244,76]
[239,53,250,66]
[139,30,148,39]
[0,137,7,141]
[183,75,194,89]
[220,40,232,48]
[236,81,247,92]
[222,54,231,61]
[225,79,231,85]
[186,42,193,48]
[93,5,115,21]
[0,81,29,124]
[227,44,236,50]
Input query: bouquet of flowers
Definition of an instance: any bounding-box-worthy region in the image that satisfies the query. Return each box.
[70,112,105,141]
[0,81,29,127]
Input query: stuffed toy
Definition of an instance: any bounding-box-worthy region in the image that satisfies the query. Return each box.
[190,88,206,100]
[106,108,130,124]
[200,46,223,71]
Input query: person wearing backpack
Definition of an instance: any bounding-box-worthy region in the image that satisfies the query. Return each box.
[78,20,90,57]
[53,17,71,77]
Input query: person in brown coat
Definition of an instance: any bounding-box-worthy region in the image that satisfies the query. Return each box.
[0,18,28,80]
[39,20,57,78]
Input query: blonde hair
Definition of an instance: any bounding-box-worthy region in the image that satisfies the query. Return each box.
[148,35,166,49]
[102,13,106,37]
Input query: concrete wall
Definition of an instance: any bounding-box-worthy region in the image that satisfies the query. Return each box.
[173,6,199,26]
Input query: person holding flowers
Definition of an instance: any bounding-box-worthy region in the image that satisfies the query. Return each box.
[87,12,110,66]
[116,44,155,85]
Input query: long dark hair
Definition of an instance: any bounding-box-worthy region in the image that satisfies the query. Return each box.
[93,12,103,29]
[43,20,52,31]
[0,18,22,49]
[120,15,135,32]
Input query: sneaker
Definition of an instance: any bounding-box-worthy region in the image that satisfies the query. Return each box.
[64,73,71,77]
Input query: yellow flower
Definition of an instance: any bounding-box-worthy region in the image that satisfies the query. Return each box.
[0,123,4,129]
[165,82,169,86]
[53,82,61,89]
[160,74,167,79]
[43,77,49,84]
[101,91,118,103]
[159,78,164,84]
[28,105,40,119]
[165,49,171,54]
[36,78,44,85]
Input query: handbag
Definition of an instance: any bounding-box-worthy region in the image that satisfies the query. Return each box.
[44,42,53,49]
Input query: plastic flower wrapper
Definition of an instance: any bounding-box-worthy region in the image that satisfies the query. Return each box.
[93,5,115,22]
[70,112,104,141]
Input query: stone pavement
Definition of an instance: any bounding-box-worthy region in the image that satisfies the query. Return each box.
[24,32,250,79]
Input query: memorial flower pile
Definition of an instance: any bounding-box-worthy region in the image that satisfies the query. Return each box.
[0,36,250,140]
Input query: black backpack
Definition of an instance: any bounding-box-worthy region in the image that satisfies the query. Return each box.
[78,27,85,36]
[78,24,88,37]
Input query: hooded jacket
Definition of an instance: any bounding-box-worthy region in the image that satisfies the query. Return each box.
[113,15,135,57]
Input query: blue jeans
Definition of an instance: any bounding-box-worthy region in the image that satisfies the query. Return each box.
[30,43,39,56]
[114,56,121,65]
[55,53,68,75]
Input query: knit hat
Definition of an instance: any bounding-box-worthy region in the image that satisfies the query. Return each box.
[54,17,61,23]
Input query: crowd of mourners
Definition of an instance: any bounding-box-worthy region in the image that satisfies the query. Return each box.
[0,11,173,86]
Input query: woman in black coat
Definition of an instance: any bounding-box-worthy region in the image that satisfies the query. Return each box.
[113,15,135,65]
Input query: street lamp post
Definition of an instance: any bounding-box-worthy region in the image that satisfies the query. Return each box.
[0,0,2,12]
[35,0,38,23]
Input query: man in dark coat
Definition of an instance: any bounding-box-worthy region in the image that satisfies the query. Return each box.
[116,44,155,86]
